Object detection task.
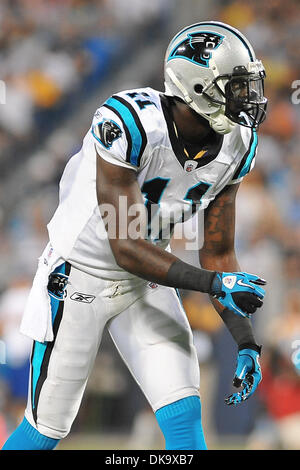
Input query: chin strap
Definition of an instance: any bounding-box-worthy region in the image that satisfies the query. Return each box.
[190,102,236,135]
[165,68,236,135]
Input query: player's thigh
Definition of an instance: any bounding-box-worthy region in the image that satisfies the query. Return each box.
[107,285,200,412]
[25,263,106,439]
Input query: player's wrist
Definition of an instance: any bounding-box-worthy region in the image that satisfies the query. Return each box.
[238,343,262,355]
[209,271,223,296]
[166,260,216,293]
[217,308,258,348]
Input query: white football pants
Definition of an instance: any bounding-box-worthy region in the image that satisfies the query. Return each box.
[25,262,200,439]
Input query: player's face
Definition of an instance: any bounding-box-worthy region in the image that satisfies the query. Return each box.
[225,75,267,128]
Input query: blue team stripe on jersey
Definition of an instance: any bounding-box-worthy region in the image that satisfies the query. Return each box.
[102,103,133,163]
[232,129,258,181]
[237,129,258,178]
[104,96,146,167]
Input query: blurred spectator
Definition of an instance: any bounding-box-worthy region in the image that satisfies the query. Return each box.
[0,278,32,436]
[247,289,300,449]
[0,0,298,450]
[0,0,169,291]
[204,0,300,446]
[0,0,168,172]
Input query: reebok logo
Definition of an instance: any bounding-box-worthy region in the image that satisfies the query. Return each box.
[70,292,96,303]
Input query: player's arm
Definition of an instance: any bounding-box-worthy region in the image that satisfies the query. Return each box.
[200,182,241,274]
[199,183,264,334]
[199,183,265,404]
[96,153,216,292]
[97,154,265,303]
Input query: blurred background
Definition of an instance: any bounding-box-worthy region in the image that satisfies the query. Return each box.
[0,0,299,450]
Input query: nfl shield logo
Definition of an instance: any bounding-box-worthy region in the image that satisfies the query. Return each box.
[222,275,237,289]
[184,160,198,172]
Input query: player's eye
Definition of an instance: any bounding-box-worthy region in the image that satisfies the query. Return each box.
[230,80,248,99]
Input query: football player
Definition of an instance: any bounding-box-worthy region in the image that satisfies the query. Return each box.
[3,21,268,450]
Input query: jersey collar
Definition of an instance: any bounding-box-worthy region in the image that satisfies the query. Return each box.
[160,94,224,170]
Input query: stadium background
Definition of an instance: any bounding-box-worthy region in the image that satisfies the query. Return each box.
[0,0,299,450]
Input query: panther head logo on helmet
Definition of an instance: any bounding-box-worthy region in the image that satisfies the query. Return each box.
[164,22,267,134]
[168,32,224,68]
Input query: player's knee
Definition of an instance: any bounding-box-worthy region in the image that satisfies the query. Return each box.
[155,395,207,450]
[33,418,71,441]
[25,409,71,441]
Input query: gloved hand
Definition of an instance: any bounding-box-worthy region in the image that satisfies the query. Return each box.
[225,346,262,406]
[210,271,266,318]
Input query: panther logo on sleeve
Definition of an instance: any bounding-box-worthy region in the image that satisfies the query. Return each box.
[92,119,122,149]
[168,32,224,68]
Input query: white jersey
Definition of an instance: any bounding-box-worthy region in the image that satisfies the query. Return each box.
[47,87,258,280]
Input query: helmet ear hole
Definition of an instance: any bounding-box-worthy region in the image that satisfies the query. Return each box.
[194,84,203,94]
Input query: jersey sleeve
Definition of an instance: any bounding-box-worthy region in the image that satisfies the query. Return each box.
[228,128,258,185]
[91,95,148,172]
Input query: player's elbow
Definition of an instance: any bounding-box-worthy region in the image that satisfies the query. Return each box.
[110,239,137,273]
[114,251,131,272]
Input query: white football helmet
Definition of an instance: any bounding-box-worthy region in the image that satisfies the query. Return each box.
[164,21,267,134]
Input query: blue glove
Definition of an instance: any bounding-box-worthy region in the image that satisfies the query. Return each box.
[210,271,266,318]
[225,346,262,406]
